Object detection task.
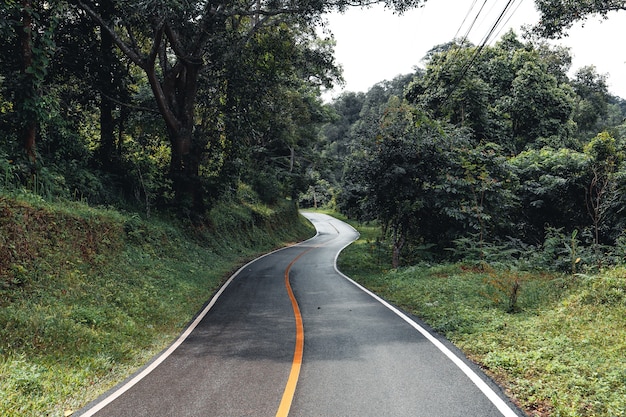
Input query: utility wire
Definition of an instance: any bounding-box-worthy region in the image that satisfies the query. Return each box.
[446,0,490,77]
[478,0,519,48]
[454,0,480,40]
[477,0,523,46]
[437,0,521,109]
[491,0,525,42]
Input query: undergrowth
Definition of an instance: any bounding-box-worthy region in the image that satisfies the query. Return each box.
[338,218,626,417]
[0,189,314,417]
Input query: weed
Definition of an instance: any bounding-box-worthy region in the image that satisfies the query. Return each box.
[481,267,527,313]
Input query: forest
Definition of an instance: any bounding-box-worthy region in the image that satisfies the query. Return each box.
[1,0,626,270]
[314,32,626,270]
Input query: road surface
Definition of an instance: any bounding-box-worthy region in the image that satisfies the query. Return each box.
[76,212,524,417]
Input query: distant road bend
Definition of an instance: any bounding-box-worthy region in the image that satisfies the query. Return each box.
[76,212,524,417]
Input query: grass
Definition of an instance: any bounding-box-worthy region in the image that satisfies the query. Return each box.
[337,218,626,417]
[0,190,314,417]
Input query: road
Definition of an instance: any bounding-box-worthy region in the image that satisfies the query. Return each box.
[76,212,524,417]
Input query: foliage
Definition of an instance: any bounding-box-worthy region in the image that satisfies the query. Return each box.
[315,29,626,272]
[583,131,624,245]
[533,0,626,38]
[407,31,579,153]
[340,96,521,265]
[509,147,591,243]
[2,1,430,217]
[571,66,611,134]
[339,219,626,417]
[64,0,425,214]
[0,1,61,162]
[509,60,575,147]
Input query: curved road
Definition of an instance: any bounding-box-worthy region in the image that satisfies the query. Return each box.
[77,212,524,417]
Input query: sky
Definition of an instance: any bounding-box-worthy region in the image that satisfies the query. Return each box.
[320,0,626,101]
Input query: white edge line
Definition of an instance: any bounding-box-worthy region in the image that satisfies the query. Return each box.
[330,220,520,417]
[80,218,319,417]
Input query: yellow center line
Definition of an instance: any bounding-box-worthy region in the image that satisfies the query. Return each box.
[275,248,312,417]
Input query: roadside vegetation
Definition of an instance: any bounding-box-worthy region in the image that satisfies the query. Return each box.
[337,219,626,417]
[0,189,313,417]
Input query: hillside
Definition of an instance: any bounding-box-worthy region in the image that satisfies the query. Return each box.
[0,190,314,417]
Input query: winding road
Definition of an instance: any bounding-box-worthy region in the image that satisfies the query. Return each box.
[76,212,524,417]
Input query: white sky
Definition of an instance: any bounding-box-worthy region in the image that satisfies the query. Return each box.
[320,0,626,100]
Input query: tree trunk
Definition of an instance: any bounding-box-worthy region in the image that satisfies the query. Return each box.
[98,0,117,171]
[391,226,405,269]
[168,126,203,212]
[19,0,36,164]
[75,2,215,215]
[131,25,206,213]
[160,61,205,214]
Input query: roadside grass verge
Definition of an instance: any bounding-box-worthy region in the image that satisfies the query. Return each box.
[0,190,314,417]
[337,219,626,417]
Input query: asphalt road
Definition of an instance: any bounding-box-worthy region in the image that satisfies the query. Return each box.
[76,212,524,417]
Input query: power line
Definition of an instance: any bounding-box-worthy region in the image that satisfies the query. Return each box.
[454,0,480,40]
[478,0,519,47]
[491,0,526,42]
[437,0,522,109]
[446,0,490,75]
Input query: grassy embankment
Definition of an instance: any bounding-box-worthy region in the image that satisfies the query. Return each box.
[0,190,314,417]
[336,216,626,417]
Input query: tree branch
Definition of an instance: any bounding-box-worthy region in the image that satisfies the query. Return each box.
[143,26,183,134]
[74,0,144,68]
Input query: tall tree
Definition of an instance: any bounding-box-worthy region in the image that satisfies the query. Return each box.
[407,32,577,152]
[583,131,623,245]
[1,1,58,165]
[345,96,516,265]
[509,60,575,148]
[571,66,610,134]
[72,0,425,214]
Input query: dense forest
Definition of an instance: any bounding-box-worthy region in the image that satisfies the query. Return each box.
[2,0,626,270]
[313,31,626,269]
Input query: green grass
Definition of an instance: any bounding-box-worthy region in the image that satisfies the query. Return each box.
[0,190,314,417]
[337,218,626,417]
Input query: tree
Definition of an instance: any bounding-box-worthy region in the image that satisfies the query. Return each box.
[333,74,418,219]
[509,60,575,150]
[72,0,425,214]
[217,23,337,204]
[1,1,59,166]
[534,0,626,38]
[322,91,365,171]
[584,131,623,245]
[509,147,591,243]
[407,41,492,139]
[445,142,519,257]
[407,32,577,152]
[571,66,610,134]
[95,0,127,172]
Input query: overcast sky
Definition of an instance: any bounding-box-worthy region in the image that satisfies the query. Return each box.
[320,0,626,101]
